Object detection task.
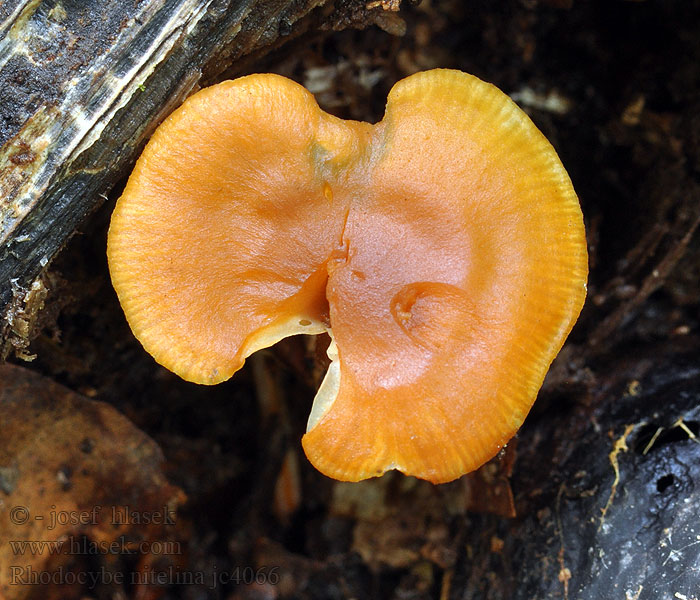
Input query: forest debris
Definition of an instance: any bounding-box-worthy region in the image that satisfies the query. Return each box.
[366,0,401,10]
[331,474,460,570]
[642,427,663,455]
[673,418,700,446]
[272,450,302,525]
[626,586,644,600]
[1,276,48,361]
[370,10,407,36]
[599,424,635,530]
[0,363,186,600]
[622,96,645,126]
[510,87,572,115]
[625,379,641,396]
[463,445,517,518]
[588,210,700,349]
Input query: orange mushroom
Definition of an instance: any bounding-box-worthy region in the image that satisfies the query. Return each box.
[108,69,587,484]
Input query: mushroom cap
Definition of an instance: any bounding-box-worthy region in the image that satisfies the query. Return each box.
[108,69,587,484]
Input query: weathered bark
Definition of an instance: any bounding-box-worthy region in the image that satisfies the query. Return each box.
[0,0,382,353]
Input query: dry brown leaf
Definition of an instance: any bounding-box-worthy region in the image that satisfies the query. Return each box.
[0,363,185,600]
